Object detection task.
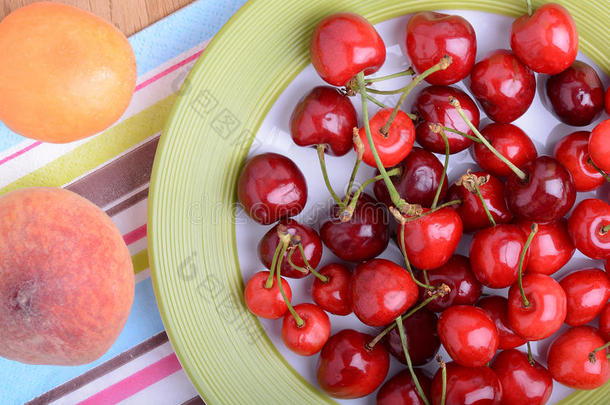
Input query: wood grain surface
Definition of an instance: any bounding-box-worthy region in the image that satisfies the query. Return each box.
[1,0,195,35]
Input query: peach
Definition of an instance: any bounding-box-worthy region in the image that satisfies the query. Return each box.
[0,188,134,365]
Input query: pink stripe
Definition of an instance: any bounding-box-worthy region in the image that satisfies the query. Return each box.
[0,141,42,166]
[77,354,182,405]
[123,224,147,246]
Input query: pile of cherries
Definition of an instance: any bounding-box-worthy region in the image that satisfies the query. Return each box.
[238,3,610,404]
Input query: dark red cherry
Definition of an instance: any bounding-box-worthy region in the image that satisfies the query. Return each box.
[505,156,576,222]
[351,258,418,326]
[406,12,476,85]
[237,153,307,225]
[560,268,610,326]
[258,219,322,279]
[606,87,610,115]
[290,86,357,156]
[317,329,390,399]
[414,85,479,154]
[244,271,291,319]
[384,307,440,366]
[510,3,578,74]
[477,296,526,350]
[554,130,604,191]
[358,108,415,168]
[281,303,330,356]
[491,349,553,405]
[374,147,447,208]
[599,302,610,341]
[472,123,537,178]
[431,362,502,405]
[567,198,610,259]
[589,119,610,172]
[320,193,389,262]
[546,60,605,126]
[517,219,575,276]
[312,263,352,316]
[469,49,536,124]
[377,369,432,405]
[310,13,385,86]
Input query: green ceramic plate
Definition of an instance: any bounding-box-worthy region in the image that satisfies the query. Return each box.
[148,1,609,403]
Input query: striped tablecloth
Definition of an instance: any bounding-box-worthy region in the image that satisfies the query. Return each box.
[0,1,247,403]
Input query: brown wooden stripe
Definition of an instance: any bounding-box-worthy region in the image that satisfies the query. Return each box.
[27,331,169,405]
[181,396,205,405]
[106,188,150,218]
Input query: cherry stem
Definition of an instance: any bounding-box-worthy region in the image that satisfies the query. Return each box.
[402,199,462,223]
[396,316,431,405]
[317,144,345,209]
[430,127,450,210]
[449,97,527,180]
[296,241,328,283]
[527,341,534,366]
[265,237,286,288]
[343,129,365,205]
[366,94,389,109]
[601,224,610,235]
[423,270,430,285]
[587,158,610,182]
[342,167,402,222]
[441,126,482,143]
[474,181,496,227]
[398,223,436,290]
[526,0,533,16]
[287,248,308,274]
[437,355,447,405]
[365,67,415,83]
[276,239,304,327]
[589,341,610,363]
[518,223,538,308]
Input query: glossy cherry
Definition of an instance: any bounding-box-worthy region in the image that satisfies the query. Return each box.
[399,207,463,270]
[358,108,415,168]
[406,12,476,85]
[237,153,307,225]
[281,303,330,356]
[312,263,352,316]
[377,369,432,405]
[414,85,479,154]
[599,302,610,341]
[508,273,566,341]
[317,329,390,399]
[559,268,610,326]
[567,198,610,259]
[470,224,528,289]
[290,86,357,156]
[437,305,499,367]
[469,49,536,124]
[554,131,605,191]
[546,61,604,126]
[244,271,291,319]
[258,219,322,279]
[505,156,576,222]
[477,296,526,350]
[472,123,537,178]
[320,193,389,262]
[374,147,447,208]
[517,219,574,276]
[431,362,502,405]
[384,307,440,366]
[447,172,512,233]
[588,119,610,172]
[491,349,553,405]
[510,3,578,74]
[351,258,418,326]
[547,326,610,390]
[310,13,385,86]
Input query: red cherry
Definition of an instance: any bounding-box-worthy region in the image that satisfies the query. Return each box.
[547,326,610,390]
[472,123,537,178]
[588,119,610,172]
[510,3,578,74]
[384,307,440,366]
[447,172,513,233]
[351,258,418,326]
[477,296,526,350]
[258,219,322,279]
[289,86,357,156]
[469,49,536,124]
[567,198,610,259]
[317,329,390,399]
[470,224,528,289]
[310,13,385,86]
[377,369,432,405]
[358,108,415,168]
[244,271,291,319]
[505,156,576,222]
[491,349,553,405]
[237,153,307,225]
[418,255,482,312]
[437,305,499,367]
[374,147,448,208]
[414,85,479,154]
[599,303,610,341]
[399,207,463,270]
[559,268,610,326]
[406,12,476,85]
[508,273,566,341]
[320,193,389,262]
[546,61,605,126]
[554,131,604,192]
[517,219,575,276]
[431,362,502,405]
[281,303,330,356]
[312,263,352,316]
